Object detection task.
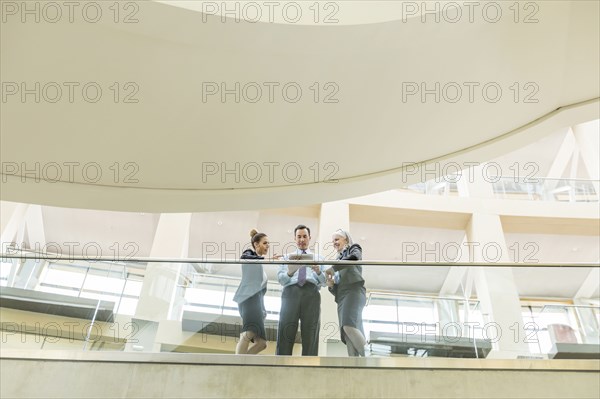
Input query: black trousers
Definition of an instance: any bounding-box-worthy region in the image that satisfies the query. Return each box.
[276,284,321,356]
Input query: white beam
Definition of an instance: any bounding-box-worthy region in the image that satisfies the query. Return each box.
[439,234,469,296]
[467,213,529,356]
[547,128,576,179]
[24,205,46,250]
[0,203,29,248]
[317,201,350,356]
[574,268,600,299]
[573,120,600,180]
[569,147,580,180]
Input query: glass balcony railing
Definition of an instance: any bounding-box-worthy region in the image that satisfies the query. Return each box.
[519,304,600,355]
[1,251,598,360]
[184,272,283,321]
[405,177,599,202]
[540,305,599,343]
[405,181,460,196]
[1,258,144,316]
[493,178,599,202]
[363,292,487,358]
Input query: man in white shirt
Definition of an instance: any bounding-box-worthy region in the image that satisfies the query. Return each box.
[276,224,326,355]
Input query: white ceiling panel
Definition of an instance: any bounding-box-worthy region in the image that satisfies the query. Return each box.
[1,1,598,211]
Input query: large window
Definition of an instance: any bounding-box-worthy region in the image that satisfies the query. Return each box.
[184,274,283,319]
[0,260,13,287]
[522,303,600,354]
[363,293,483,341]
[36,261,143,315]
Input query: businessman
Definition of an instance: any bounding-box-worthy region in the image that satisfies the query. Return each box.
[276,224,326,355]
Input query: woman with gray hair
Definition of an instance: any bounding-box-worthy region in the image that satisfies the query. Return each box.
[325,229,367,356]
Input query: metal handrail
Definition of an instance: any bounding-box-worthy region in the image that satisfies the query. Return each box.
[2,253,599,268]
[541,304,600,310]
[410,176,600,184]
[191,272,244,282]
[367,290,480,304]
[494,177,600,183]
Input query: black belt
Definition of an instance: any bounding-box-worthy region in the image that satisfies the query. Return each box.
[286,282,319,290]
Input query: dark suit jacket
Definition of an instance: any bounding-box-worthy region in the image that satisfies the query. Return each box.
[233,249,267,304]
[331,243,364,290]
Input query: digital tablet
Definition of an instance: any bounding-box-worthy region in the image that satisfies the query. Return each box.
[287,253,314,261]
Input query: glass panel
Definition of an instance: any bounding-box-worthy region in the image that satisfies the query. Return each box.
[364,301,397,322]
[116,297,138,316]
[364,321,399,336]
[1,253,597,360]
[397,298,436,324]
[405,177,599,202]
[185,288,225,308]
[82,275,125,295]
[123,279,142,297]
[0,260,13,286]
[540,305,600,346]
[43,267,86,290]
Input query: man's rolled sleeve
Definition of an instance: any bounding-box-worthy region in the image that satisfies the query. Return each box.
[278,264,292,286]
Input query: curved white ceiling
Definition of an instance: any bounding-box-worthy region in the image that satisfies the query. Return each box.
[1,1,599,211]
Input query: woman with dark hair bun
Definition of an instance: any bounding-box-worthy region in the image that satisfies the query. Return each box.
[233,229,277,354]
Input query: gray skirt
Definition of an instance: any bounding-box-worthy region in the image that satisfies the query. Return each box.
[238,290,267,341]
[337,282,366,344]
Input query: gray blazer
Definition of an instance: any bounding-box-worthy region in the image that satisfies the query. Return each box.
[332,244,364,286]
[233,249,267,304]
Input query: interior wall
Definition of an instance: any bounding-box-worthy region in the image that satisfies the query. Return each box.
[1,357,598,399]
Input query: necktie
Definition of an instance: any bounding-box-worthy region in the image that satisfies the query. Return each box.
[297,250,307,286]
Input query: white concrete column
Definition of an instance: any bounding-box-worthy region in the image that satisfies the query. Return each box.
[1,203,29,288]
[127,213,192,352]
[439,234,470,337]
[542,128,576,199]
[573,120,600,199]
[461,167,530,355]
[317,201,350,256]
[459,164,496,199]
[317,201,350,356]
[466,213,530,358]
[439,234,470,296]
[22,205,47,289]
[547,128,576,179]
[573,120,600,180]
[24,205,46,249]
[573,268,600,344]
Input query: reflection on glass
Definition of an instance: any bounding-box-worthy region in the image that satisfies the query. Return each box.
[1,255,598,359]
[34,262,142,315]
[184,273,284,319]
[522,304,600,354]
[406,177,599,203]
[1,261,14,286]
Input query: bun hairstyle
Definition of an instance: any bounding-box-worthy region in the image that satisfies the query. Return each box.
[250,229,267,251]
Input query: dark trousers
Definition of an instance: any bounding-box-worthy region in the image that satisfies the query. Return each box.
[276,284,321,356]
